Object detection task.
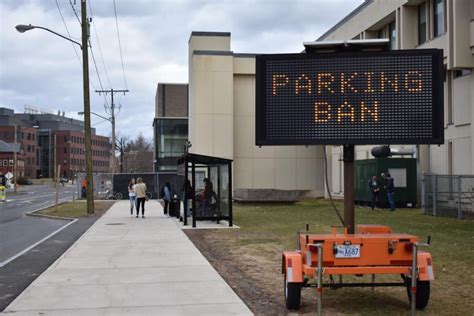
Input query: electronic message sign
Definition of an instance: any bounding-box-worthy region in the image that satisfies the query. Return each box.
[255,49,444,145]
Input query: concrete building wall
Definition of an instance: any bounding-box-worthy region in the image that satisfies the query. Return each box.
[188,32,324,200]
[317,0,474,201]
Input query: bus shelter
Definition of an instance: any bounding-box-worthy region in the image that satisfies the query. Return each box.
[177,153,233,228]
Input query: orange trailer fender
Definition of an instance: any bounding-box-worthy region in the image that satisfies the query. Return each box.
[417,251,435,281]
[282,251,303,283]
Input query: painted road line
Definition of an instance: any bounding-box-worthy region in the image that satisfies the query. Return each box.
[0,218,77,268]
[0,197,78,267]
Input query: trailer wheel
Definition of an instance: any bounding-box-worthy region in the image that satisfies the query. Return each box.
[405,278,430,310]
[284,276,301,310]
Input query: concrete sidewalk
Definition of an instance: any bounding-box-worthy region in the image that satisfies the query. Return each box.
[3,200,252,315]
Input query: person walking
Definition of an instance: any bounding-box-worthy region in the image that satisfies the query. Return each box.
[163,182,171,216]
[128,178,136,217]
[134,177,147,218]
[384,173,396,211]
[368,175,381,210]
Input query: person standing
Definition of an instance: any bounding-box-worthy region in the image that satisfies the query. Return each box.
[128,178,136,217]
[134,177,147,218]
[384,173,396,211]
[368,175,381,210]
[163,182,171,216]
[81,178,87,198]
[181,178,193,217]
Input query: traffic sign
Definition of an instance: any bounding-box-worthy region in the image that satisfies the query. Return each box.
[255,49,444,145]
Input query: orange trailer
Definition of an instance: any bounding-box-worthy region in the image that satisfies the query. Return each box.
[282,224,434,313]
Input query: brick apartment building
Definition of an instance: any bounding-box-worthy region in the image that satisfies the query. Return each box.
[55,131,111,179]
[0,107,111,179]
[0,140,23,177]
[0,126,38,178]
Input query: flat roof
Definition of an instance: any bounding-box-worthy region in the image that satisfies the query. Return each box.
[189,31,231,43]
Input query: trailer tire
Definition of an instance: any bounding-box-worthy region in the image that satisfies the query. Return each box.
[405,278,430,310]
[284,276,301,310]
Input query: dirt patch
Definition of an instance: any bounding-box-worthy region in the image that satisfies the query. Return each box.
[185,229,286,315]
[184,230,343,315]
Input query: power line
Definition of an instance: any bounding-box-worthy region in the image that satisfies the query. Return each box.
[89,42,109,107]
[89,0,112,89]
[54,0,98,91]
[68,0,81,26]
[112,0,128,90]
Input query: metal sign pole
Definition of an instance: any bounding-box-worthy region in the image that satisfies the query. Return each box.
[343,144,355,234]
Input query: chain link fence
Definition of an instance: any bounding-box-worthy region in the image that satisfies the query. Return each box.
[422,174,474,219]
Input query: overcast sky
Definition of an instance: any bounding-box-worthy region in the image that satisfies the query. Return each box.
[0,0,363,141]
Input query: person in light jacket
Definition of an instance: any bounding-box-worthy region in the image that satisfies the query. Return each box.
[128,178,136,216]
[134,177,147,218]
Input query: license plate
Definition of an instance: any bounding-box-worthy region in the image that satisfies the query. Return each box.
[335,245,360,258]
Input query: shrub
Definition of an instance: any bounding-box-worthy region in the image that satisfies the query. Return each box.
[16,176,30,185]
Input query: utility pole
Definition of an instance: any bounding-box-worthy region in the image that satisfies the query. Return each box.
[95,89,128,174]
[13,125,18,193]
[81,0,94,214]
[117,138,124,173]
[53,134,57,187]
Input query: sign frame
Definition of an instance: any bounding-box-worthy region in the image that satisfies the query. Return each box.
[255,49,444,146]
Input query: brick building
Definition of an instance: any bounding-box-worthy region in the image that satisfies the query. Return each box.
[55,131,111,178]
[0,140,23,177]
[0,107,111,179]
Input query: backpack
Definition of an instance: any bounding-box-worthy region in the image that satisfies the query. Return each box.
[159,186,165,198]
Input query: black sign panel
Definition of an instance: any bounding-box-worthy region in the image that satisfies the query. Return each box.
[256,49,444,145]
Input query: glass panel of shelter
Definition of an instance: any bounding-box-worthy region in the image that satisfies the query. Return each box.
[188,163,228,219]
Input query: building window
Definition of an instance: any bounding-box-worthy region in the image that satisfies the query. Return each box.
[434,0,444,37]
[389,22,396,50]
[418,3,427,44]
[64,147,67,154]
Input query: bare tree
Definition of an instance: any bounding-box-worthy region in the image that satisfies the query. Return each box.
[123,133,153,173]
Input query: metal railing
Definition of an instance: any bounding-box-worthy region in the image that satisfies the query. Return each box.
[422,173,474,219]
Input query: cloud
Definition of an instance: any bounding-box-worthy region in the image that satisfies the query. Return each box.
[1,0,363,140]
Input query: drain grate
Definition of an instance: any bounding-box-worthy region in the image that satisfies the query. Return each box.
[106,223,126,225]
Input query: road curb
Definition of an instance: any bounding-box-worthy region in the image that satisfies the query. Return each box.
[25,201,75,221]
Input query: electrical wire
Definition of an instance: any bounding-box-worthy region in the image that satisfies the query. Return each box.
[323,146,345,225]
[54,0,101,92]
[68,0,81,26]
[113,0,128,90]
[89,0,112,89]
[64,0,109,107]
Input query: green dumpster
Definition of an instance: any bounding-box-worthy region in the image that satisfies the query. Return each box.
[355,158,417,208]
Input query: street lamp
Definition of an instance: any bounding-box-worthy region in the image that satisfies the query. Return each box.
[78,111,111,122]
[16,1,95,214]
[15,24,82,48]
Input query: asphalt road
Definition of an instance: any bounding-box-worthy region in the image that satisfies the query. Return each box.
[0,185,75,266]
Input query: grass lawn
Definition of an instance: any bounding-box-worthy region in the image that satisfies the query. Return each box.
[37,201,115,218]
[192,199,474,315]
